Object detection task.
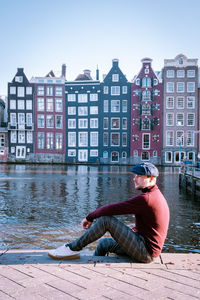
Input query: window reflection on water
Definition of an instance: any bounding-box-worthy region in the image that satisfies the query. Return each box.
[0,164,199,254]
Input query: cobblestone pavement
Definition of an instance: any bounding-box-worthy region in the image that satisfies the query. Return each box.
[0,250,200,300]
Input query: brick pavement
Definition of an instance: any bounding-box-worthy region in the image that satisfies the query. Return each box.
[0,250,199,300]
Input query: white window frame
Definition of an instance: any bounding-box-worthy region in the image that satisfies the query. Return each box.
[37,132,45,149]
[68,149,76,157]
[166,113,174,126]
[90,106,98,115]
[78,94,88,103]
[111,133,120,146]
[166,97,174,109]
[17,87,25,97]
[46,98,54,112]
[10,100,16,110]
[104,86,108,94]
[122,133,127,146]
[186,131,194,146]
[55,133,63,149]
[165,151,172,163]
[55,115,63,129]
[78,118,88,129]
[187,113,195,126]
[122,86,127,94]
[26,87,32,95]
[187,96,195,109]
[166,131,174,146]
[122,100,127,112]
[68,119,76,129]
[78,132,88,147]
[78,106,88,116]
[11,131,17,143]
[177,82,185,93]
[26,100,32,110]
[55,87,63,96]
[111,118,120,130]
[176,130,184,146]
[46,115,54,128]
[142,133,150,150]
[176,97,184,109]
[176,113,184,126]
[90,118,98,128]
[27,131,33,143]
[68,94,76,102]
[112,74,119,82]
[166,82,174,93]
[68,106,76,115]
[104,100,108,112]
[166,70,175,78]
[78,150,88,162]
[90,132,98,146]
[187,70,195,78]
[90,93,98,101]
[187,82,195,93]
[177,70,185,78]
[10,86,16,94]
[68,132,76,147]
[37,98,44,111]
[37,114,45,128]
[111,100,120,112]
[111,86,120,95]
[90,150,98,157]
[55,98,63,112]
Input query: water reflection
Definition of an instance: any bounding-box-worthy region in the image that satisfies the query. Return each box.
[0,164,199,254]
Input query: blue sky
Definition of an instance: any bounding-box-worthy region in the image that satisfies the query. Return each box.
[0,0,200,96]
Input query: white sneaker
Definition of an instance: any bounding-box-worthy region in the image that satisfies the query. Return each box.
[48,245,80,260]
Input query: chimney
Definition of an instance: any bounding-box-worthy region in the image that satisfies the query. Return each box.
[61,64,66,78]
[84,69,92,79]
[96,65,99,80]
[112,58,119,67]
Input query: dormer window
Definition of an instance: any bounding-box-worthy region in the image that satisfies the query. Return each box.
[142,77,151,88]
[112,74,119,82]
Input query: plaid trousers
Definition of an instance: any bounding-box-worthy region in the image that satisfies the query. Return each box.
[67,216,153,263]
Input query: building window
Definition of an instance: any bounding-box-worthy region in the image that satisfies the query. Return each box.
[153,79,158,86]
[10,100,16,109]
[122,133,127,146]
[90,132,98,146]
[68,94,76,102]
[68,106,76,115]
[10,86,16,94]
[17,100,24,110]
[122,118,127,129]
[177,82,185,93]
[104,100,108,112]
[37,115,44,128]
[142,134,150,149]
[55,115,63,128]
[142,77,151,88]
[187,82,195,92]
[166,97,174,109]
[103,133,108,146]
[18,113,25,127]
[166,82,174,93]
[104,86,108,94]
[176,131,184,146]
[78,150,88,162]
[153,150,157,157]
[68,119,76,129]
[104,117,108,129]
[11,131,17,143]
[55,133,63,149]
[78,106,88,116]
[17,87,25,97]
[176,97,184,109]
[79,132,88,147]
[46,86,53,96]
[187,96,195,109]
[166,70,175,78]
[10,113,16,126]
[26,100,32,110]
[90,94,98,101]
[187,70,195,78]
[37,132,44,149]
[111,86,120,95]
[26,113,32,126]
[112,74,119,82]
[187,131,194,146]
[134,150,138,157]
[46,115,54,128]
[90,150,98,157]
[142,118,150,130]
[27,131,33,143]
[55,98,63,112]
[111,118,120,129]
[122,151,127,159]
[78,94,88,103]
[0,134,5,148]
[142,90,151,101]
[18,131,25,143]
[111,100,120,112]
[78,118,88,128]
[90,118,98,128]
[176,113,184,126]
[103,151,108,158]
[68,149,76,157]
[177,70,185,78]
[111,151,119,162]
[166,131,174,146]
[165,151,172,163]
[37,86,44,96]
[55,87,62,96]
[122,86,127,94]
[90,106,98,114]
[46,98,53,111]
[141,151,150,161]
[122,100,127,112]
[166,113,174,126]
[26,87,32,95]
[37,98,44,111]
[188,152,195,160]
[68,132,76,147]
[111,133,120,146]
[142,103,151,115]
[187,113,195,126]
[47,132,54,149]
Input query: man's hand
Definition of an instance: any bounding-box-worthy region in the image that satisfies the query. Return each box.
[82,218,92,230]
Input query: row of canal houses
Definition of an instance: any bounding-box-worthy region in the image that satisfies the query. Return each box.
[1,53,199,165]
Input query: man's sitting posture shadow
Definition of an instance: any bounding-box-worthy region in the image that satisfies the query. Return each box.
[48,163,170,263]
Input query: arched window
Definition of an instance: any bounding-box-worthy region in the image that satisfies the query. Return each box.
[122,151,127,159]
[142,103,151,115]
[142,77,151,88]
[142,90,151,101]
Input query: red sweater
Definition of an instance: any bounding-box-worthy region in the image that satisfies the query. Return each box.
[86,185,170,257]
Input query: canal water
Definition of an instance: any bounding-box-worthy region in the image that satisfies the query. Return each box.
[0,164,199,254]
